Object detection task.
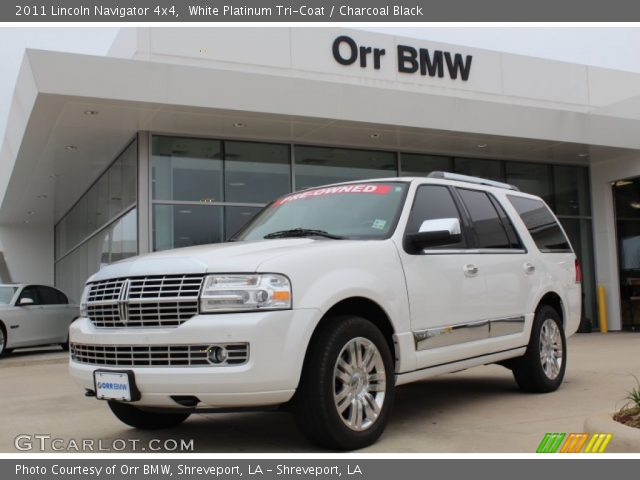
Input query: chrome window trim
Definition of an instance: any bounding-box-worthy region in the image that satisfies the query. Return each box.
[420,248,527,255]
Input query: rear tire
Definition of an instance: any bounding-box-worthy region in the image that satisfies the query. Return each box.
[512,305,566,393]
[60,336,69,352]
[294,315,395,450]
[108,401,190,430]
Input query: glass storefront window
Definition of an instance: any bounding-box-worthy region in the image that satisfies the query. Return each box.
[613,177,640,330]
[66,196,88,251]
[225,141,291,204]
[454,157,504,182]
[294,146,397,190]
[153,204,223,251]
[55,139,137,261]
[55,243,88,303]
[110,209,138,263]
[58,209,138,303]
[152,136,223,202]
[554,165,591,217]
[506,162,553,204]
[400,154,452,177]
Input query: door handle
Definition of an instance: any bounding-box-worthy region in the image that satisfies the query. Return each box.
[464,264,479,276]
[524,262,536,274]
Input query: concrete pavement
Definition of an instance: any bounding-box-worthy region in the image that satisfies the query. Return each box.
[1,333,638,453]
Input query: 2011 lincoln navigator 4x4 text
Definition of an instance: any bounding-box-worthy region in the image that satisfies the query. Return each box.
[69,172,581,450]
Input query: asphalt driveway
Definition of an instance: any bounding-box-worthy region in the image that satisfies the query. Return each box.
[1,333,638,453]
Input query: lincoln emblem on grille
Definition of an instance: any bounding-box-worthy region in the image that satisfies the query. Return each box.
[118,279,131,324]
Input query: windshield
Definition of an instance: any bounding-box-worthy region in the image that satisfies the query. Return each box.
[235,182,408,241]
[0,286,17,305]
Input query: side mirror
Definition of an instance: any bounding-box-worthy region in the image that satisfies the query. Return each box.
[404,218,462,254]
[18,297,35,306]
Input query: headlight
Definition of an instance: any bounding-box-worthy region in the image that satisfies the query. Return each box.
[79,285,90,317]
[200,274,291,313]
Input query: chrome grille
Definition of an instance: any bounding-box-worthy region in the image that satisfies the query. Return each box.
[70,343,249,367]
[87,279,126,303]
[128,275,203,300]
[86,274,204,328]
[126,301,199,327]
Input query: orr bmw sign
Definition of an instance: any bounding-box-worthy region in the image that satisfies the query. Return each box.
[332,35,473,81]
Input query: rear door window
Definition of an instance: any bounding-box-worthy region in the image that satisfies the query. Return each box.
[508,195,572,252]
[37,286,66,305]
[457,188,521,249]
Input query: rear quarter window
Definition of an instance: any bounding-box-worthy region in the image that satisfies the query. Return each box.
[507,195,572,253]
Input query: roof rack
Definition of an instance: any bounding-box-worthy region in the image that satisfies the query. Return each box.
[427,171,520,191]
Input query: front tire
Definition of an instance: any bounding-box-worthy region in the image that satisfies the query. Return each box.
[512,305,567,393]
[294,315,395,450]
[108,401,190,430]
[0,326,10,357]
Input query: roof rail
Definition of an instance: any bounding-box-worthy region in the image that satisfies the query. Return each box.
[427,171,520,191]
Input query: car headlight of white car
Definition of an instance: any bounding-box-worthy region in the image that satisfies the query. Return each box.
[199,274,292,313]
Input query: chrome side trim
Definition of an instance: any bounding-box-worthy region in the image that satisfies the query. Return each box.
[414,320,489,351]
[422,248,526,255]
[489,316,525,338]
[414,315,526,351]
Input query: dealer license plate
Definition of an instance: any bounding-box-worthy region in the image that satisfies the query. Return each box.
[94,370,132,401]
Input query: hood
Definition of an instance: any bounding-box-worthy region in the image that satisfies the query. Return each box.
[89,238,324,281]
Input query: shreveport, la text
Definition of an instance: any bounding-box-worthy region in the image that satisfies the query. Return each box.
[16,464,363,477]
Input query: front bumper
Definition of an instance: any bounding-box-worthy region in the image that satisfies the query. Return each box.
[68,308,320,408]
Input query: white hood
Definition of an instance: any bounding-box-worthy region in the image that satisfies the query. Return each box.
[89,238,321,281]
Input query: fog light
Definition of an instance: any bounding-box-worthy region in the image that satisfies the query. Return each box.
[207,346,229,365]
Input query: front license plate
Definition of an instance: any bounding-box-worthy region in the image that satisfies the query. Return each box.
[94,370,133,401]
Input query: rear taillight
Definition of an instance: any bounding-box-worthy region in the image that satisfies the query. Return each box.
[575,259,582,283]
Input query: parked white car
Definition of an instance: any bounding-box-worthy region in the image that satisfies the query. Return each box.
[0,284,78,355]
[69,172,581,449]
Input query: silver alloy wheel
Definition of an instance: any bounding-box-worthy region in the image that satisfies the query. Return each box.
[0,328,4,354]
[333,337,386,432]
[539,318,563,380]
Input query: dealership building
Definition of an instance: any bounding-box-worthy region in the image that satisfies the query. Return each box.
[1,27,640,331]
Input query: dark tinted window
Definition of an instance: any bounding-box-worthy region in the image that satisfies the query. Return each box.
[489,196,523,249]
[406,185,465,249]
[18,286,40,305]
[55,288,68,304]
[508,195,572,252]
[458,189,513,249]
[37,286,67,305]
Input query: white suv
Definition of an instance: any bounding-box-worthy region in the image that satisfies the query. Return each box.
[69,172,581,450]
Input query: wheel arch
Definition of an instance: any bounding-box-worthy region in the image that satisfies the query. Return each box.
[305,296,397,369]
[536,291,565,328]
[0,319,7,347]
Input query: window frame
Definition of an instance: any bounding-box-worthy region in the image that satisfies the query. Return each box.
[507,194,573,254]
[402,184,473,255]
[453,187,526,252]
[17,286,41,306]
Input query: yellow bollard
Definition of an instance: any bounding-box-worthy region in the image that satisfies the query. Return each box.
[597,285,608,334]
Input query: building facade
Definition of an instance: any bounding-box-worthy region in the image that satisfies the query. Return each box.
[1,28,640,331]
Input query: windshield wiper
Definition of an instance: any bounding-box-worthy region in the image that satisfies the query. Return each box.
[263,228,345,240]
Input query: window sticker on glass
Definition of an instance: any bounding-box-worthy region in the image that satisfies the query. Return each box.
[371,219,387,230]
[277,184,392,205]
